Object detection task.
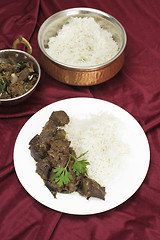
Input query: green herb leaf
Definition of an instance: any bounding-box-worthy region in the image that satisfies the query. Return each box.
[53,167,64,177]
[53,167,72,187]
[72,158,90,176]
[52,151,89,187]
[0,76,7,91]
[71,151,90,176]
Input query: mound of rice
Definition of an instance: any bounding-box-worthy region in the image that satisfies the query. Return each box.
[45,17,119,66]
[62,112,129,187]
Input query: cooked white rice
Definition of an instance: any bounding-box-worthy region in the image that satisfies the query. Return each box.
[62,112,129,187]
[45,17,119,66]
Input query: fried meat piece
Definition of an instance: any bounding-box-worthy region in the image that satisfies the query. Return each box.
[77,177,106,200]
[49,110,69,126]
[36,158,51,181]
[29,135,49,161]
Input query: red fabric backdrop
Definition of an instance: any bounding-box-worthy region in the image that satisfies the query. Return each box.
[0,0,160,239]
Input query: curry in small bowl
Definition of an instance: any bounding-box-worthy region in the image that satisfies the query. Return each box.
[0,49,40,105]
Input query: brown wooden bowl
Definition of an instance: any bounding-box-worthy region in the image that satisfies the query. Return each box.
[38,8,127,86]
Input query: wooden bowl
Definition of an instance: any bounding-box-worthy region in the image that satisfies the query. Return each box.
[38,8,127,86]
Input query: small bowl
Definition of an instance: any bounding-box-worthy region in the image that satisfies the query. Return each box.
[38,8,127,86]
[0,37,41,106]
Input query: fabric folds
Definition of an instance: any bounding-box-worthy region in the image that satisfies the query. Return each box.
[0,0,160,240]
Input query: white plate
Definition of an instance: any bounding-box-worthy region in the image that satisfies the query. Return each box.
[14,97,150,215]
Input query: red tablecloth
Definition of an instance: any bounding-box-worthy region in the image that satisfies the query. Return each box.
[0,0,160,239]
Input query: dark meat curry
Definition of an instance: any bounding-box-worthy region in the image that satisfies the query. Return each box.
[29,110,106,200]
[0,57,38,99]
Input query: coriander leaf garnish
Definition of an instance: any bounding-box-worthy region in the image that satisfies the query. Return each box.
[53,167,72,187]
[71,151,90,176]
[53,151,89,186]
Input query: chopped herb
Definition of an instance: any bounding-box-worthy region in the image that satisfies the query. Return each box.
[0,76,7,91]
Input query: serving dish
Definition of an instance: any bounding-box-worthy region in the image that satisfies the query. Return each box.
[14,98,150,215]
[38,8,127,86]
[0,36,41,106]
